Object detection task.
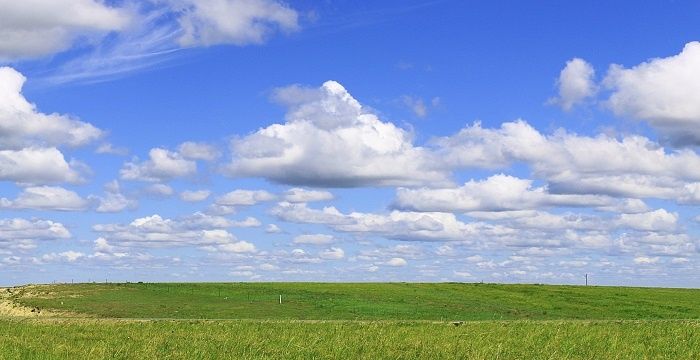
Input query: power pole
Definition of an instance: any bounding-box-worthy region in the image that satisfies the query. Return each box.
[585,273,588,286]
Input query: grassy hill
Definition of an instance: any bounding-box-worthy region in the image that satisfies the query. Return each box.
[3,282,700,359]
[10,282,700,320]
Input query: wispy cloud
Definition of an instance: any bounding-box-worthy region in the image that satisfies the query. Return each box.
[20,0,302,85]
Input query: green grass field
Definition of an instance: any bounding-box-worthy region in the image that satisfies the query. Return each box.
[3,282,700,359]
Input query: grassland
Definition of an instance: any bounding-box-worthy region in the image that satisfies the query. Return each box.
[10,282,700,320]
[1,318,699,359]
[2,282,700,359]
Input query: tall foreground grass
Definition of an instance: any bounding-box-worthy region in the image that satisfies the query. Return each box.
[1,318,699,359]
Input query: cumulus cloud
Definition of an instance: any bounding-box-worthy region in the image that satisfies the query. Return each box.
[179,189,211,202]
[435,119,700,201]
[178,141,220,161]
[549,58,597,110]
[386,257,407,267]
[0,218,71,250]
[293,234,334,245]
[0,0,131,60]
[283,188,334,203]
[319,247,344,260]
[145,183,175,197]
[215,189,276,206]
[271,200,695,257]
[121,148,197,182]
[231,217,262,227]
[93,212,256,252]
[218,240,256,253]
[0,67,100,185]
[394,174,619,212]
[225,81,448,187]
[615,209,678,232]
[96,143,129,156]
[271,202,497,242]
[174,0,300,47]
[1,186,89,211]
[265,223,282,233]
[39,250,86,263]
[633,256,659,265]
[94,180,136,213]
[0,147,85,185]
[604,42,700,145]
[0,67,102,148]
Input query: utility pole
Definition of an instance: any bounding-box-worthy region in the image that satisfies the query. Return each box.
[585,273,588,286]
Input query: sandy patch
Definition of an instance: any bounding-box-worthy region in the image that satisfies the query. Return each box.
[0,287,52,317]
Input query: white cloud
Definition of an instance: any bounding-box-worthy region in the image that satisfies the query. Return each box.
[401,96,428,117]
[259,263,278,271]
[121,148,197,182]
[0,67,103,148]
[94,214,230,248]
[386,257,407,267]
[174,0,300,47]
[271,200,694,256]
[453,271,472,278]
[0,147,83,184]
[179,189,211,202]
[1,186,89,211]
[145,183,175,197]
[633,256,659,265]
[225,81,448,187]
[319,247,344,260]
[604,42,700,145]
[558,260,588,268]
[40,250,85,263]
[283,188,334,203]
[231,217,262,228]
[265,224,282,233]
[293,234,334,245]
[435,244,455,256]
[270,202,356,226]
[671,257,689,264]
[549,58,597,111]
[36,0,304,84]
[181,212,236,229]
[218,240,256,253]
[0,218,71,249]
[93,212,260,255]
[178,141,220,161]
[436,119,700,201]
[616,209,678,232]
[0,0,131,60]
[271,202,495,242]
[96,143,128,156]
[94,237,116,253]
[0,67,101,185]
[215,189,276,206]
[394,174,616,212]
[95,181,136,213]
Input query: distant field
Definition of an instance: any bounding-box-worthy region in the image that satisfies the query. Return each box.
[3,283,700,359]
[10,282,700,320]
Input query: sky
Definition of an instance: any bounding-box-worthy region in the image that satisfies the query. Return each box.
[1,0,700,287]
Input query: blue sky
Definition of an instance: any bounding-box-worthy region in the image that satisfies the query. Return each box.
[1,0,700,286]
